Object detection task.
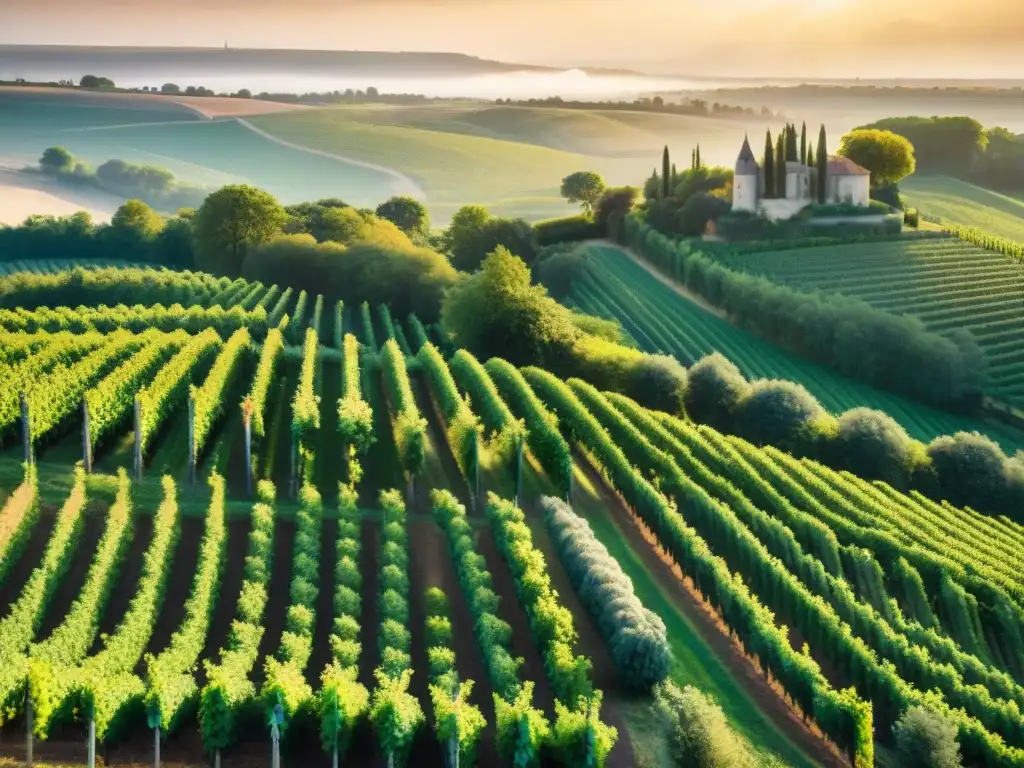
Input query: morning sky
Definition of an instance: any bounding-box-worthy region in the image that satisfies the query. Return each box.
[3,0,1021,78]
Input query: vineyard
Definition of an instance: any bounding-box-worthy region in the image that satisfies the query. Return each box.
[0,262,1023,767]
[710,237,1024,410]
[570,244,1024,452]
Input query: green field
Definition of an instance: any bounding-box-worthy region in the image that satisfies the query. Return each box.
[571,243,1024,450]
[902,175,1024,242]
[714,237,1024,409]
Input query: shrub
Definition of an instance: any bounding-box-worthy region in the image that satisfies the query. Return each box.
[534,246,588,299]
[683,353,749,430]
[627,354,687,414]
[543,496,671,690]
[926,432,1010,511]
[654,681,757,768]
[831,408,916,488]
[733,379,826,452]
[893,706,963,768]
[534,214,603,246]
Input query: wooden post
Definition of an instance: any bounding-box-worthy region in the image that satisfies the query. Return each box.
[87,714,95,768]
[214,749,221,768]
[25,690,33,767]
[133,396,143,480]
[82,398,93,473]
[153,725,160,768]
[243,409,252,498]
[20,392,32,465]
[271,722,280,768]
[332,746,338,768]
[187,395,196,484]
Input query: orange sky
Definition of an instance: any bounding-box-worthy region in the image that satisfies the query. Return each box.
[3,0,1022,77]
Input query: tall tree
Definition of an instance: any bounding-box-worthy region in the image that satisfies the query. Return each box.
[671,162,677,185]
[691,148,696,170]
[800,122,808,165]
[837,129,916,187]
[661,146,671,198]
[786,124,798,162]
[763,130,775,199]
[192,184,286,276]
[695,144,701,168]
[776,134,786,198]
[807,144,816,198]
[817,125,828,203]
[559,171,607,214]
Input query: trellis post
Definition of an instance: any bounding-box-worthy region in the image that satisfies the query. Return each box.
[20,392,32,465]
[133,396,143,480]
[187,395,196,484]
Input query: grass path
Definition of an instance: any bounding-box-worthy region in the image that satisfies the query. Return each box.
[568,458,836,768]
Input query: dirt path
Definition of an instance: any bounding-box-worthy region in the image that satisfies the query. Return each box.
[0,504,55,609]
[235,118,428,201]
[573,454,845,768]
[587,239,729,321]
[94,514,153,656]
[35,507,106,639]
[197,516,252,687]
[307,517,338,688]
[252,517,296,690]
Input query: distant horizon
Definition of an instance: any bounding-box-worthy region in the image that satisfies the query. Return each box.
[4,0,1021,79]
[2,44,1023,89]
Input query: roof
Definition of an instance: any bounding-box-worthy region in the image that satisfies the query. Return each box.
[826,155,870,176]
[735,135,759,175]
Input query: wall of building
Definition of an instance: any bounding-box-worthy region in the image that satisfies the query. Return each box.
[733,174,758,212]
[759,199,810,220]
[827,175,870,206]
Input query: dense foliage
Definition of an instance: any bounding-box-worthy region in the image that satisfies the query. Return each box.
[542,496,671,690]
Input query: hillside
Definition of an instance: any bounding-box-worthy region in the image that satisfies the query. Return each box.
[711,236,1024,411]
[902,175,1024,242]
[0,261,1022,767]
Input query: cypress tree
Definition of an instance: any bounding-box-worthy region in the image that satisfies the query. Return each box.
[807,145,816,198]
[817,125,828,203]
[691,148,696,169]
[662,146,671,198]
[776,134,786,198]
[800,122,807,165]
[763,130,774,199]
[671,162,677,186]
[696,144,701,168]
[786,123,798,163]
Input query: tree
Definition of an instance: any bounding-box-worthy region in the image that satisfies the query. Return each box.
[375,195,430,238]
[444,206,537,272]
[893,706,962,768]
[800,122,807,165]
[816,125,828,203]
[111,199,164,239]
[675,192,731,237]
[734,380,826,452]
[860,116,985,175]
[683,353,750,431]
[831,408,915,488]
[661,147,671,198]
[559,171,607,214]
[39,147,75,175]
[837,128,916,187]
[762,131,775,199]
[695,144,701,169]
[594,186,639,236]
[775,134,786,198]
[628,355,687,414]
[79,75,113,88]
[785,124,798,162]
[654,682,756,768]
[192,184,286,276]
[161,83,181,94]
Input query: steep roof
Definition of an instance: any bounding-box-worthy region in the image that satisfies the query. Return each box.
[735,135,758,175]
[827,155,870,176]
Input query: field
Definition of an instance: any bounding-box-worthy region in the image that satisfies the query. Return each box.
[569,244,1024,451]
[902,175,1024,243]
[711,237,1024,410]
[1,261,1024,768]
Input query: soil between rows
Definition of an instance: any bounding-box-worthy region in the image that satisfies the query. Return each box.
[0,503,56,608]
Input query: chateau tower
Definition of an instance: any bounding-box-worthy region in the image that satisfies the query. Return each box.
[733,135,759,213]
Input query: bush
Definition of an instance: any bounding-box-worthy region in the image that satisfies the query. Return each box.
[654,681,756,768]
[534,246,588,299]
[543,497,671,690]
[534,214,603,246]
[831,408,916,488]
[893,706,962,768]
[683,353,749,430]
[627,354,687,414]
[926,432,1010,511]
[733,379,826,452]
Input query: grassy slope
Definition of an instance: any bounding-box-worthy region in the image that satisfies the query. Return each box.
[902,175,1024,242]
[574,243,1023,452]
